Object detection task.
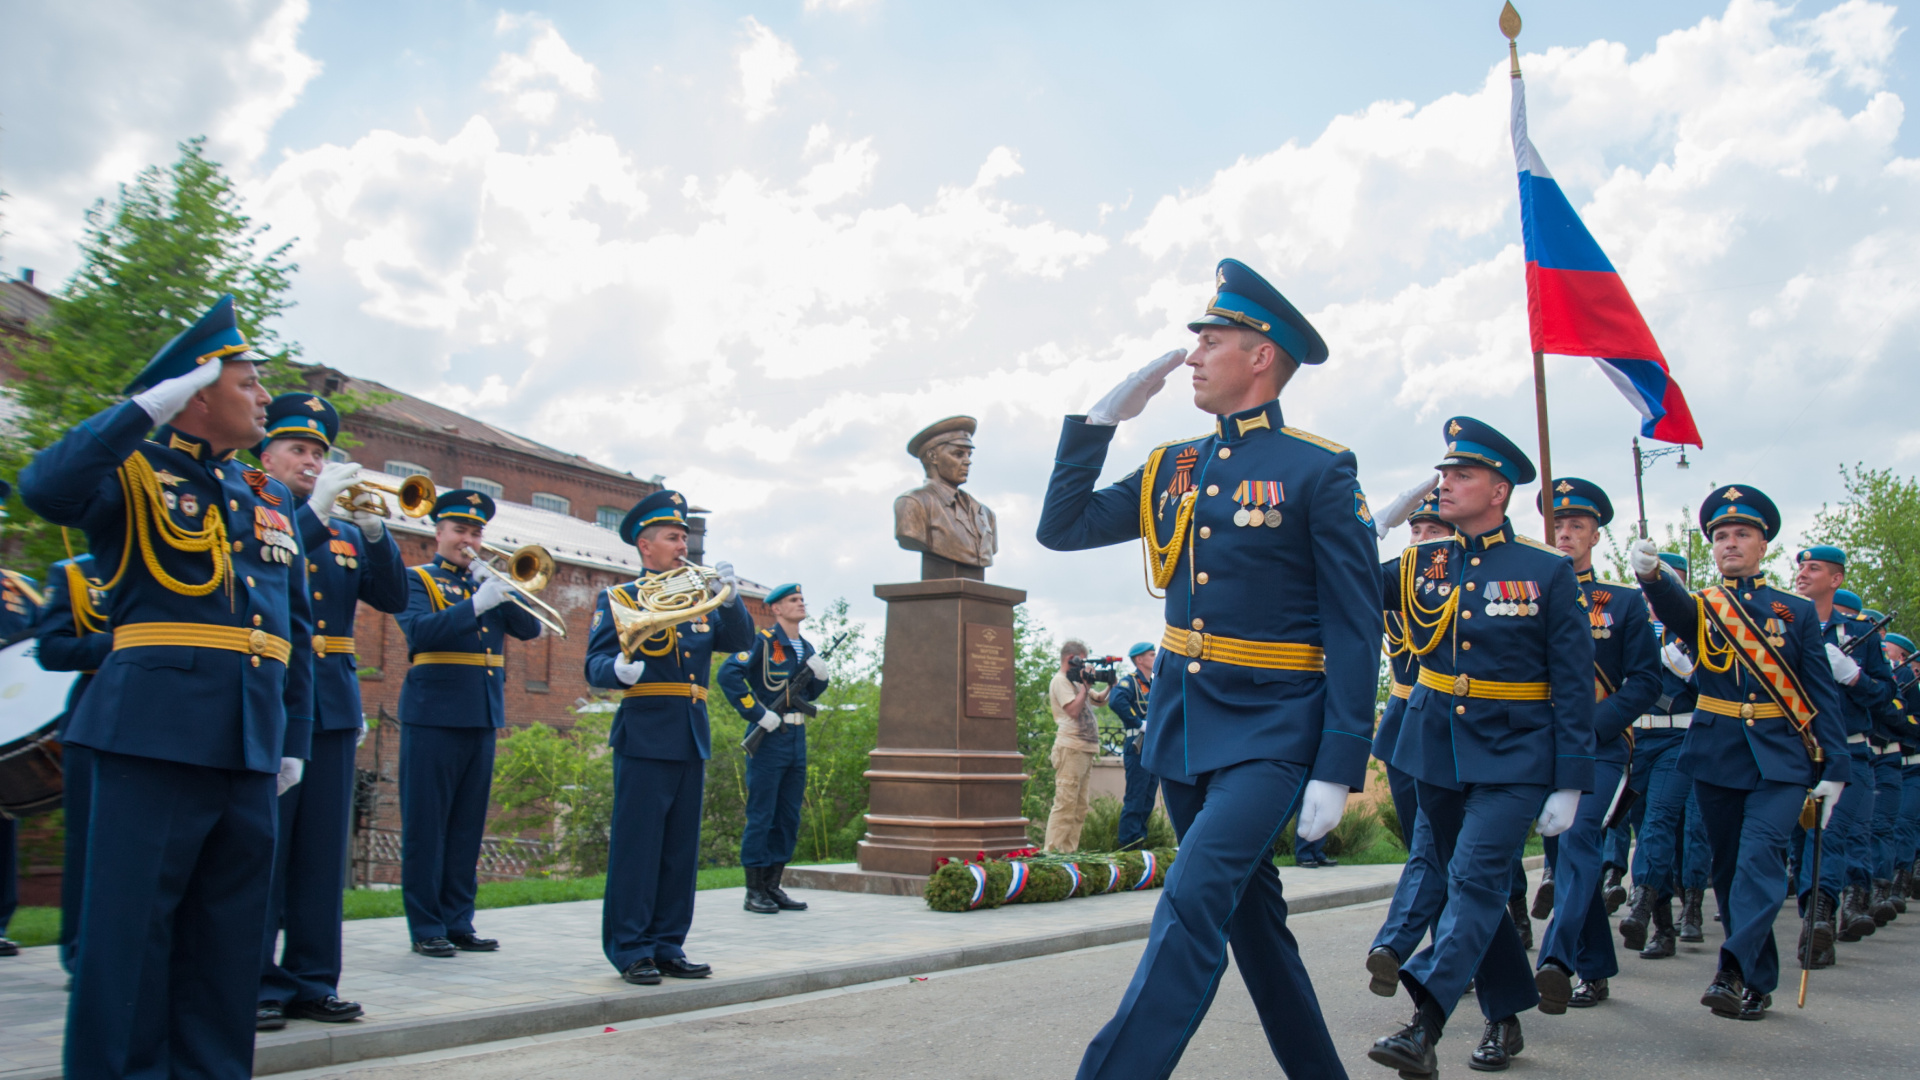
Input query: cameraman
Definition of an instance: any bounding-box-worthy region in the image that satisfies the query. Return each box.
[1045,639,1110,852]
[1107,643,1159,850]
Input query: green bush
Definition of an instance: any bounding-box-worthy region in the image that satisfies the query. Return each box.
[1077,795,1178,853]
[491,711,616,876]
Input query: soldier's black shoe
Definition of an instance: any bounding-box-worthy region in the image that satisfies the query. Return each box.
[743,866,779,914]
[1531,865,1556,921]
[1368,1015,1439,1078]
[658,956,711,979]
[1894,867,1912,913]
[1869,879,1897,925]
[1702,970,1746,1018]
[1809,888,1838,957]
[767,864,808,911]
[1469,1015,1523,1072]
[1602,867,1628,914]
[0,936,17,957]
[1640,931,1677,959]
[1679,887,1706,942]
[1737,988,1771,1021]
[286,996,364,1023]
[1508,894,1533,951]
[411,937,457,958]
[256,1001,287,1031]
[448,933,498,952]
[1534,962,1573,1015]
[1367,946,1402,998]
[1842,885,1877,940]
[622,959,661,985]
[1909,859,1920,899]
[1618,886,1652,952]
[1568,977,1609,1007]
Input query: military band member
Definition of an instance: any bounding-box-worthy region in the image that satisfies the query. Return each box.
[1106,642,1160,852]
[0,479,35,958]
[1038,259,1378,1079]
[1628,487,1850,1020]
[395,488,543,956]
[586,491,753,985]
[253,394,409,1026]
[717,582,830,915]
[1367,419,1592,1077]
[1532,479,1661,1012]
[18,295,315,1080]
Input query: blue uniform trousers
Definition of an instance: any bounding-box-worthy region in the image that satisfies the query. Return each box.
[65,751,277,1080]
[1901,762,1920,868]
[1795,745,1871,900]
[1694,779,1802,994]
[1399,782,1545,1027]
[1372,763,1448,964]
[1293,834,1328,864]
[59,744,95,971]
[1077,758,1344,1080]
[262,728,357,1004]
[1385,762,1419,859]
[1538,761,1623,982]
[1628,732,1711,895]
[603,755,703,971]
[1118,737,1158,851]
[740,729,805,868]
[1869,752,1902,880]
[399,725,495,941]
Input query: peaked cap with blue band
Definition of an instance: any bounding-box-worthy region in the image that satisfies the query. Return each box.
[1127,641,1155,658]
[1884,632,1916,655]
[1796,544,1846,567]
[619,489,691,545]
[766,583,801,605]
[431,488,496,524]
[1187,258,1328,365]
[1658,551,1689,575]
[1435,416,1535,486]
[256,392,339,455]
[1698,483,1779,541]
[1407,488,1452,528]
[1541,476,1613,527]
[1833,588,1864,614]
[122,294,265,394]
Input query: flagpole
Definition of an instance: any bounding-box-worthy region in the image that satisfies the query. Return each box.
[1504,4,1555,537]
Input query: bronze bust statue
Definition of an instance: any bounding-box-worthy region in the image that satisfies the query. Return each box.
[894,416,998,580]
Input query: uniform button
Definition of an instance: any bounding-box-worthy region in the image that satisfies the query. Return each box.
[250,655,261,668]
[1218,448,1231,459]
[1465,582,1476,591]
[233,541,244,553]
[1748,694,1757,702]
[1744,593,1753,601]
[309,562,318,573]
[1196,572,1210,585]
[1199,526,1211,539]
[1455,705,1467,715]
[1471,557,1481,566]
[246,576,256,588]
[1461,641,1472,650]
[317,620,326,630]
[214,468,224,480]
[229,499,239,512]
[1461,610,1471,619]
[1191,618,1204,630]
[1205,484,1219,497]
[1187,661,1201,674]
[481,627,489,634]
[252,614,262,626]
[1746,719,1756,727]
[313,591,322,600]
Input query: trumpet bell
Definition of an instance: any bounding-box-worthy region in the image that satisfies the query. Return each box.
[337,472,436,519]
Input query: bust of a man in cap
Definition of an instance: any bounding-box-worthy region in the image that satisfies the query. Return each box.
[894,416,998,579]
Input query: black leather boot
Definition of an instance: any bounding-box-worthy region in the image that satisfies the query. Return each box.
[1679,887,1706,942]
[1602,867,1628,914]
[1910,858,1920,899]
[1869,879,1896,925]
[1619,885,1652,952]
[1842,884,1877,939]
[767,864,808,911]
[1508,893,1533,951]
[1894,867,1912,913]
[1369,1011,1440,1077]
[1469,1015,1523,1072]
[1531,864,1556,921]
[1701,968,1746,1019]
[1640,894,1676,959]
[1806,889,1837,968]
[743,866,779,914]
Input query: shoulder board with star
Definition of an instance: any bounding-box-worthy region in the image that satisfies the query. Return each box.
[1280,427,1348,455]
[1514,534,1561,555]
[759,627,774,638]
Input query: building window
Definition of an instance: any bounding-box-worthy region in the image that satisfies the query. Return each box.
[531,492,571,516]
[327,448,352,463]
[386,461,431,479]
[462,477,504,499]
[596,506,623,530]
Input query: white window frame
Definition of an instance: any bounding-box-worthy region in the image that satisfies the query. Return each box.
[531,492,571,516]
[385,461,431,479]
[462,477,505,499]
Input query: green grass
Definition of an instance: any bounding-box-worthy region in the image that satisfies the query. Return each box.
[5,906,60,949]
[1274,834,1409,868]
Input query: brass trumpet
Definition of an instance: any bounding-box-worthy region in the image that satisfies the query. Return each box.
[334,471,436,519]
[607,559,734,657]
[462,542,570,638]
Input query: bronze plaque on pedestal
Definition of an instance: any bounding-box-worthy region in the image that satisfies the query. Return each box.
[964,623,1015,719]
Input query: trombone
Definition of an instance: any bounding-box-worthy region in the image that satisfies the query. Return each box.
[606,558,734,658]
[462,542,570,638]
[334,471,436,519]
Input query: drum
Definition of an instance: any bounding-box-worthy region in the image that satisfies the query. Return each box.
[0,638,72,818]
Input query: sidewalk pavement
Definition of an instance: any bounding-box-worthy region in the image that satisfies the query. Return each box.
[0,862,1404,1080]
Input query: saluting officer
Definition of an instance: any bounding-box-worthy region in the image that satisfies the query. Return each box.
[1038,258,1378,1080]
[1628,488,1850,1020]
[253,394,409,1026]
[19,295,316,1080]
[1367,418,1594,1078]
[395,488,543,957]
[1883,633,1920,903]
[1532,479,1661,1012]
[586,491,753,985]
[0,479,37,959]
[717,582,830,914]
[1105,642,1160,852]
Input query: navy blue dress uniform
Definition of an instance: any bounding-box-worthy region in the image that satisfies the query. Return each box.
[1372,419,1594,1067]
[1105,642,1160,852]
[1849,604,1904,924]
[1885,633,1920,900]
[395,489,543,950]
[585,491,753,979]
[1037,259,1378,1080]
[1637,486,1850,1017]
[18,295,316,1080]
[256,395,409,1016]
[715,585,828,902]
[1532,480,1661,1001]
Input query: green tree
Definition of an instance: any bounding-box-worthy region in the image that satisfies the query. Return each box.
[1014,606,1060,844]
[1803,465,1920,622]
[492,710,617,876]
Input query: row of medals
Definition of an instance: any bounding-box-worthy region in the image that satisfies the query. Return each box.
[1232,505,1281,528]
[1484,599,1539,618]
[335,553,359,569]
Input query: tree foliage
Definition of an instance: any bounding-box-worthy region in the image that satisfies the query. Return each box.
[1803,464,1920,621]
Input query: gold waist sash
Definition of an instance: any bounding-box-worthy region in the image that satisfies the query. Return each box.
[314,636,357,657]
[1416,667,1551,701]
[1695,696,1786,720]
[113,623,291,665]
[1390,679,1413,700]
[1160,626,1325,671]
[412,652,504,667]
[622,683,710,702]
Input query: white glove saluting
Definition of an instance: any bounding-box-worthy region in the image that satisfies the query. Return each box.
[307,461,362,521]
[1809,779,1846,827]
[472,575,511,615]
[133,357,226,425]
[276,757,305,796]
[1536,789,1581,837]
[805,654,829,681]
[1825,643,1862,687]
[1085,350,1188,427]
[1294,780,1350,843]
[1374,473,1442,540]
[1628,538,1661,581]
[612,655,645,686]
[1660,640,1695,679]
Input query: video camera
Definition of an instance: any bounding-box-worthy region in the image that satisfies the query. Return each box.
[1068,654,1125,687]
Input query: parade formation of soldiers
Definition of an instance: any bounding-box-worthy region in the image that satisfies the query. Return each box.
[1,251,1918,1080]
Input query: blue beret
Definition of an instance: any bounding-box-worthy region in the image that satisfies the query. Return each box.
[1861,609,1885,622]
[1436,416,1535,486]
[619,489,691,545]
[1127,641,1155,658]
[255,393,339,456]
[1699,484,1780,541]
[766,583,801,604]
[431,489,496,524]
[1658,551,1689,574]
[1885,632,1916,654]
[123,295,264,394]
[1540,477,1613,527]
[1187,259,1328,365]
[1796,544,1846,567]
[1832,588,1863,613]
[1407,488,1449,526]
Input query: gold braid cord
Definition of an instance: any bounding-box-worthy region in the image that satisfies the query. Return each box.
[63,561,109,635]
[1395,545,1458,658]
[1694,594,1738,674]
[1137,445,1197,596]
[103,453,230,599]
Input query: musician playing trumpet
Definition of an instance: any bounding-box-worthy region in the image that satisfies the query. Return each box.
[585,489,752,985]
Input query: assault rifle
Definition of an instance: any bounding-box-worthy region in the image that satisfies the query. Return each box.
[740,632,850,757]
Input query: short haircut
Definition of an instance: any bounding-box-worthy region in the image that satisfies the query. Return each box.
[1060,639,1089,659]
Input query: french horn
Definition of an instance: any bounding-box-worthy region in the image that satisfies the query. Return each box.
[608,559,734,657]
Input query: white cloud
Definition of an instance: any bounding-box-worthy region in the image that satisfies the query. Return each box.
[736,17,800,122]
[805,0,880,11]
[487,12,601,122]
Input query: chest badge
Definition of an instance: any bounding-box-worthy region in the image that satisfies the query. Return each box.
[178,493,199,518]
[1485,581,1540,617]
[1232,480,1283,528]
[1589,589,1613,639]
[1160,447,1200,520]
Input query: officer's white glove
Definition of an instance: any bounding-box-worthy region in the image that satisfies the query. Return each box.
[1536,789,1582,837]
[783,712,807,726]
[351,508,386,542]
[1660,640,1695,679]
[472,576,511,615]
[757,714,782,732]
[1294,780,1350,843]
[306,462,362,520]
[276,757,305,796]
[1375,473,1442,539]
[1628,538,1661,581]
[1825,643,1862,686]
[805,654,829,681]
[709,560,739,597]
[1085,349,1189,426]
[612,655,645,686]
[356,726,368,748]
[468,557,496,583]
[1810,780,1846,827]
[132,357,226,424]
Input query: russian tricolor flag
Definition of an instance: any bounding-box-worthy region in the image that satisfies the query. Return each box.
[1512,76,1703,448]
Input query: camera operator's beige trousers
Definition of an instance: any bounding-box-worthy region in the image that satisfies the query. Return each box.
[1045,744,1096,852]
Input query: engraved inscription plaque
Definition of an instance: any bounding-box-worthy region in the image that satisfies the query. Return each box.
[964,622,1015,719]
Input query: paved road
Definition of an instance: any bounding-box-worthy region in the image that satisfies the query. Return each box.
[301,891,1916,1079]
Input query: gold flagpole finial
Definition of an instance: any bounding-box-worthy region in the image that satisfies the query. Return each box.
[1500,2,1523,79]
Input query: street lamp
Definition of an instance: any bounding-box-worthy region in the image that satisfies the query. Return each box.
[1631,436,1690,540]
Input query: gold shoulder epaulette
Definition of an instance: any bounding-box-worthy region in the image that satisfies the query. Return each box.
[1281,427,1348,454]
[1515,534,1560,554]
